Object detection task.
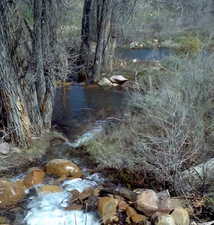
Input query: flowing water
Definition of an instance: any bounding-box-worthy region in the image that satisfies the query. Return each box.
[3,48,172,225]
[2,84,126,225]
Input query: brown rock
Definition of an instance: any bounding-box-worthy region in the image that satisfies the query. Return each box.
[0,179,26,208]
[23,167,45,188]
[171,207,190,225]
[78,188,94,201]
[126,206,147,223]
[118,200,129,211]
[38,185,62,193]
[46,159,82,179]
[98,196,119,224]
[136,189,159,216]
[65,204,83,211]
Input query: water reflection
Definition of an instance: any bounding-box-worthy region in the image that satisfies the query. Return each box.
[52,85,126,140]
[116,47,172,61]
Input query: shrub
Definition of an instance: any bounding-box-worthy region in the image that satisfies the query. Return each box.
[175,34,203,54]
[87,53,214,193]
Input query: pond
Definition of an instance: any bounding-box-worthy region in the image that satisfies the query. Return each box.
[52,85,127,141]
[116,47,172,61]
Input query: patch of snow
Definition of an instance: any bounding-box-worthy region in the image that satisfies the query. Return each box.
[25,179,100,225]
[62,178,97,192]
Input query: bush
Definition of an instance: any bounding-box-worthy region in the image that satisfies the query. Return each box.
[175,34,203,54]
[87,53,214,193]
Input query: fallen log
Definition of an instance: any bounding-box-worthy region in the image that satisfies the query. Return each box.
[182,158,214,190]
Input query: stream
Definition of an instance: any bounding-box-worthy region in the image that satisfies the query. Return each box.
[1,48,172,225]
[1,85,127,225]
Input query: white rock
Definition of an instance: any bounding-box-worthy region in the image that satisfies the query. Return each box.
[0,142,10,155]
[110,75,128,84]
[98,78,113,87]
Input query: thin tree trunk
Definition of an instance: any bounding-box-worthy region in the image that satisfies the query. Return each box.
[80,0,93,79]
[93,0,113,81]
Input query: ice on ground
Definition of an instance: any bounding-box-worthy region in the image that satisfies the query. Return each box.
[25,178,100,225]
[62,178,97,192]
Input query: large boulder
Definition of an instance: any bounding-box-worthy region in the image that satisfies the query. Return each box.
[23,167,45,188]
[46,159,82,179]
[136,189,159,216]
[98,196,119,224]
[0,179,26,208]
[171,207,190,225]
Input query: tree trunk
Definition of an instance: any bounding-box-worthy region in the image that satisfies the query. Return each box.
[0,0,58,147]
[79,0,93,80]
[31,0,56,130]
[0,0,32,147]
[182,158,214,192]
[93,0,114,81]
[80,0,116,82]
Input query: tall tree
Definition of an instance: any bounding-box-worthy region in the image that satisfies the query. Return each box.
[0,0,58,147]
[0,0,31,147]
[80,0,115,82]
[80,0,137,82]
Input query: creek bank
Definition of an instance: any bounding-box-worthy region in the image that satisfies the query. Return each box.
[0,158,192,225]
[0,131,68,177]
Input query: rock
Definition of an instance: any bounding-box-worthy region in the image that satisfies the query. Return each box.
[118,200,129,211]
[98,196,119,224]
[78,188,94,201]
[0,142,10,155]
[23,167,45,188]
[65,204,83,211]
[153,214,176,225]
[171,207,190,225]
[126,206,147,223]
[157,190,175,213]
[136,189,159,216]
[0,179,26,208]
[98,78,116,87]
[110,75,128,85]
[46,159,82,179]
[38,185,62,193]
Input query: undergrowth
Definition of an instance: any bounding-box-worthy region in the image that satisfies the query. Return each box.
[87,53,214,194]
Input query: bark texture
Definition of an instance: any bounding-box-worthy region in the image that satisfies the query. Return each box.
[0,0,31,147]
[80,0,116,81]
[0,0,58,147]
